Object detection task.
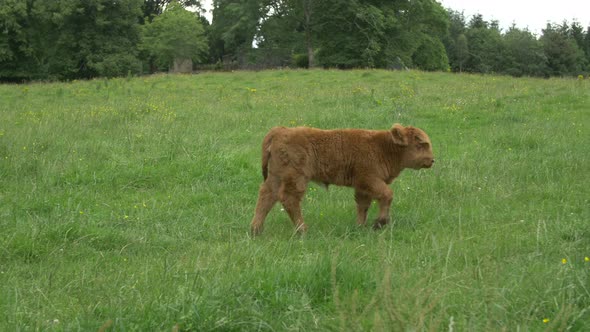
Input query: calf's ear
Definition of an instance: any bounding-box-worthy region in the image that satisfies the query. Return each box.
[390,123,408,146]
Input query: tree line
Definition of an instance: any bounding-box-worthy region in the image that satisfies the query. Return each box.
[1,0,589,81]
[445,11,589,77]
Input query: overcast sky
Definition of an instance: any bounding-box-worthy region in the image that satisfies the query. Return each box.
[438,0,589,35]
[200,0,590,36]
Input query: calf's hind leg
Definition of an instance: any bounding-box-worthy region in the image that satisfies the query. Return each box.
[250,177,279,236]
[279,176,308,233]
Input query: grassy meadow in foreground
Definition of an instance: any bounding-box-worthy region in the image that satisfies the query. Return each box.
[0,70,589,331]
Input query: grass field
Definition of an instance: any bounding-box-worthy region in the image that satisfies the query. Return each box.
[0,70,588,331]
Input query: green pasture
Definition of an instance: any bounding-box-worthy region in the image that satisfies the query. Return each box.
[0,70,588,331]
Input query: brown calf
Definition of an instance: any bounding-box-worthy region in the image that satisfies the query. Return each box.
[250,123,434,235]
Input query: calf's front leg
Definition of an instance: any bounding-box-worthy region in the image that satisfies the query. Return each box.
[355,180,393,230]
[354,191,372,226]
[373,186,393,229]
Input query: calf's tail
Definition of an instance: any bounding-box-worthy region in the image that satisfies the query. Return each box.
[261,127,284,180]
[262,136,271,180]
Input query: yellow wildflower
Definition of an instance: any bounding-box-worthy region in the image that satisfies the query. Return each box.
[585,257,589,262]
[561,258,567,264]
[543,318,550,323]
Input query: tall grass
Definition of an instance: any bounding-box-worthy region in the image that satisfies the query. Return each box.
[0,70,588,330]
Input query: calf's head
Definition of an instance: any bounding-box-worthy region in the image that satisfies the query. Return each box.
[391,124,435,169]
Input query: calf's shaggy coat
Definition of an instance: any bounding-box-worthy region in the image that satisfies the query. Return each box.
[250,124,434,235]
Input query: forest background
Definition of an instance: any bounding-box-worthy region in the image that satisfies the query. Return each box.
[1,0,590,81]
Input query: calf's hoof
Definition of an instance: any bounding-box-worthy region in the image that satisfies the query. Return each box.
[251,225,263,237]
[372,218,389,230]
[295,223,308,234]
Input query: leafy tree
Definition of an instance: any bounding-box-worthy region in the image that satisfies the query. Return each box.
[256,0,318,67]
[412,35,449,71]
[208,0,262,62]
[569,21,585,48]
[0,0,36,80]
[256,4,302,50]
[468,13,486,29]
[313,0,449,70]
[397,0,449,71]
[298,0,317,67]
[141,1,208,71]
[1,0,144,80]
[313,0,377,68]
[463,15,504,73]
[141,0,201,22]
[45,0,143,79]
[568,21,589,72]
[541,23,585,76]
[502,26,547,77]
[443,9,468,72]
[454,34,469,72]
